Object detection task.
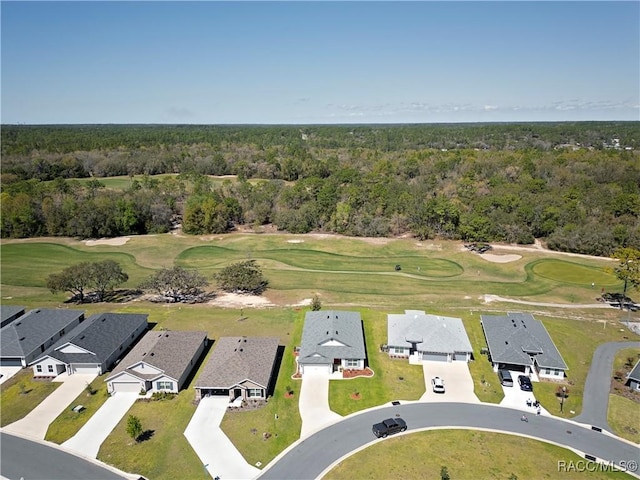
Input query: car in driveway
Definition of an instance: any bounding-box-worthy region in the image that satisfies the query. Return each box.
[518,375,533,391]
[498,369,513,387]
[372,417,407,438]
[431,376,445,393]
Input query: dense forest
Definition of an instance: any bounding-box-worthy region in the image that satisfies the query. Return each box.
[1,123,639,256]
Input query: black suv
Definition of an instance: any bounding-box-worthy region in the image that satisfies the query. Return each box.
[372,417,407,438]
[518,375,533,391]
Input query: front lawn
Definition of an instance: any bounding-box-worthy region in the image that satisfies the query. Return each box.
[98,392,201,480]
[0,369,61,427]
[329,309,424,415]
[45,374,111,443]
[326,429,633,479]
[608,394,640,443]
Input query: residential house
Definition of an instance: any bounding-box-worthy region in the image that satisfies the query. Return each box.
[387,310,473,362]
[1,308,85,367]
[194,336,279,402]
[626,360,640,392]
[1,305,25,328]
[481,312,568,379]
[106,330,207,394]
[297,310,366,376]
[30,313,148,376]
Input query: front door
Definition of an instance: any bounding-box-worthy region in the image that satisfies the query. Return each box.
[234,388,242,399]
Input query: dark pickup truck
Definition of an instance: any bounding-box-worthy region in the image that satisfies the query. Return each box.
[372,417,407,438]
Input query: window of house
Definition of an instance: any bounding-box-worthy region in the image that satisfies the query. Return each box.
[247,389,262,398]
[48,365,54,373]
[156,381,173,390]
[344,359,359,367]
[36,365,42,373]
[545,368,551,375]
[392,347,404,354]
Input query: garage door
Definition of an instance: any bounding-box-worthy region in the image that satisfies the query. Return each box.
[112,382,141,393]
[302,364,331,375]
[1,358,23,367]
[453,352,468,361]
[422,352,449,362]
[72,365,100,374]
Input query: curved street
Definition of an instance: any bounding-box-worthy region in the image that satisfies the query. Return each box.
[574,341,640,430]
[258,402,639,480]
[0,431,131,480]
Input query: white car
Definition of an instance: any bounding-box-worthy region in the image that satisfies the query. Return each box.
[431,376,445,393]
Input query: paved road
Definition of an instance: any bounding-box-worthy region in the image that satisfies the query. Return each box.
[0,432,131,480]
[574,341,640,431]
[258,402,640,480]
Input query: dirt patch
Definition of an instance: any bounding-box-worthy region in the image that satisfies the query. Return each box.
[208,293,275,308]
[84,237,131,246]
[480,253,522,263]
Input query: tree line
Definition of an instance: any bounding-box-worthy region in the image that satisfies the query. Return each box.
[2,124,639,257]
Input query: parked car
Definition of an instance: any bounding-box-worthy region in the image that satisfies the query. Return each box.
[431,376,445,393]
[372,417,407,438]
[498,369,513,387]
[518,375,533,391]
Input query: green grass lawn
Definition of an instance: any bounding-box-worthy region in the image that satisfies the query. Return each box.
[325,430,634,480]
[98,392,202,480]
[45,374,111,443]
[2,233,639,478]
[608,394,640,444]
[0,369,61,427]
[330,309,424,414]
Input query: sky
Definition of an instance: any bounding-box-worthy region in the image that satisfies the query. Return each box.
[1,1,638,124]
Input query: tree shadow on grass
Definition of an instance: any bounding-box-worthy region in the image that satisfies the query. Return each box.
[136,429,155,442]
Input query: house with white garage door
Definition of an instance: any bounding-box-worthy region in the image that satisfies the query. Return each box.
[106,330,207,394]
[29,313,148,377]
[481,312,568,379]
[297,310,366,376]
[194,336,279,402]
[1,308,85,367]
[386,310,473,362]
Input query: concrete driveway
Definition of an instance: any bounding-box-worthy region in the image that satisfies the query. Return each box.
[420,362,479,403]
[299,371,342,438]
[62,392,139,458]
[3,373,97,440]
[498,370,549,415]
[184,396,260,480]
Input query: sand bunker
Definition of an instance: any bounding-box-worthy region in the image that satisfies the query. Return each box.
[84,237,131,246]
[287,239,305,243]
[480,253,522,263]
[208,293,275,308]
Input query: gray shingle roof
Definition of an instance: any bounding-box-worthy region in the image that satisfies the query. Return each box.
[1,305,25,328]
[44,313,148,366]
[387,310,473,354]
[627,359,640,383]
[107,330,207,383]
[298,310,366,365]
[195,336,279,390]
[481,312,568,370]
[1,308,84,359]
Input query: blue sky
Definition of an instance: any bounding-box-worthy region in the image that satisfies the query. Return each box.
[1,1,638,124]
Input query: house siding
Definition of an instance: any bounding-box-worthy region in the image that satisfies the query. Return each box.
[32,357,65,377]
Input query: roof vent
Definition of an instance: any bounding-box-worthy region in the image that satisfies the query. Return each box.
[244,338,247,342]
[505,341,509,345]
[335,315,338,319]
[335,331,338,334]
[16,322,22,326]
[102,318,106,322]
[165,334,169,337]
[80,335,85,340]
[150,352,154,356]
[239,348,243,352]
[143,352,147,356]
[20,337,26,341]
